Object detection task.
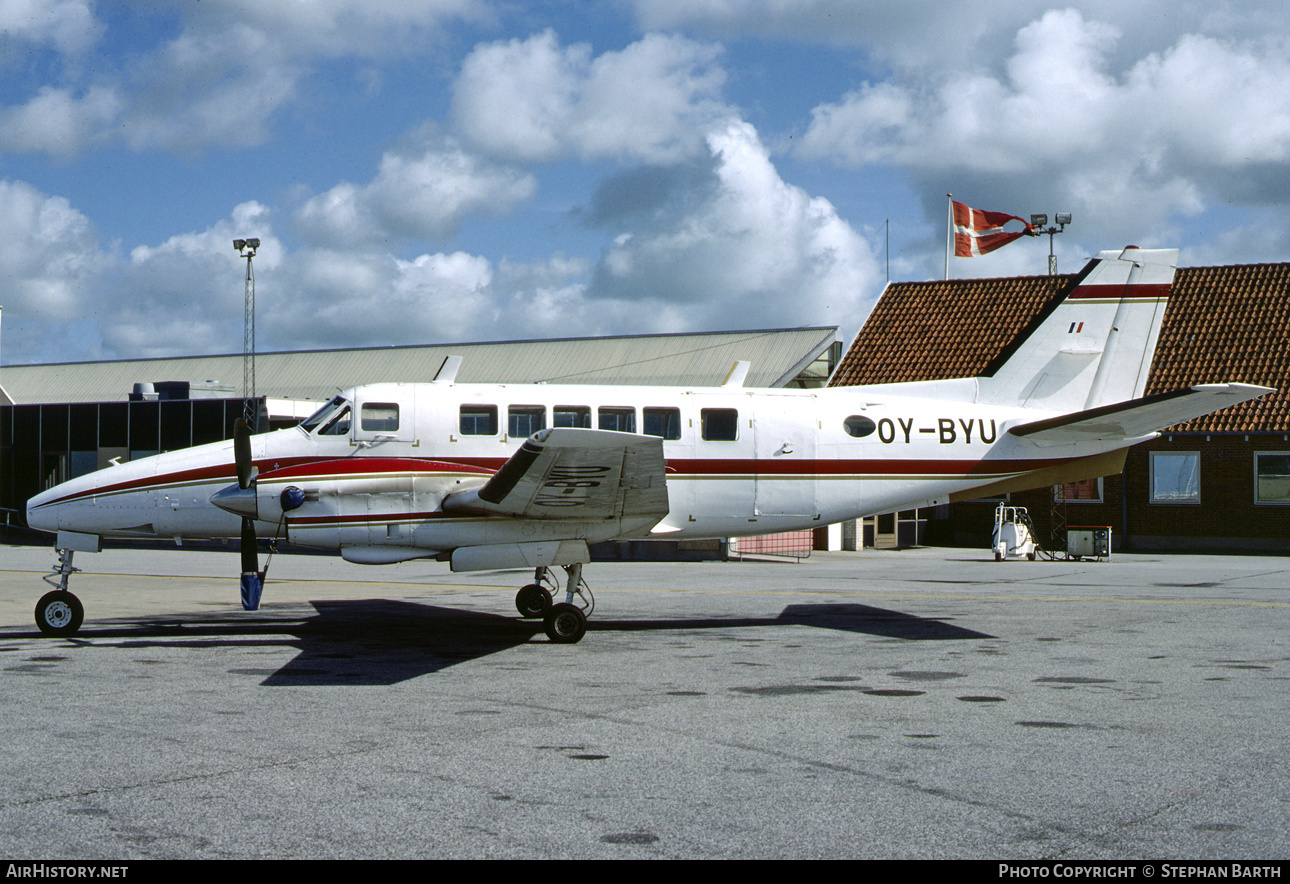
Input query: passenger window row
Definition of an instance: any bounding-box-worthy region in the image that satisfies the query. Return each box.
[457,405,741,441]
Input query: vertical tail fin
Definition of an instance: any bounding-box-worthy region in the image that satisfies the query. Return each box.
[978,247,1176,412]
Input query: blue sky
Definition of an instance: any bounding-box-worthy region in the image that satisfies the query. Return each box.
[3,1,1290,365]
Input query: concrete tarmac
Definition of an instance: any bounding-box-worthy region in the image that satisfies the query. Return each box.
[0,542,1286,859]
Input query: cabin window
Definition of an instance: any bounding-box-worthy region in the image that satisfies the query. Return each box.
[459,405,498,436]
[701,408,739,441]
[509,405,546,438]
[318,405,351,436]
[553,406,591,429]
[843,415,877,438]
[643,407,681,440]
[599,407,636,433]
[361,403,399,433]
[1150,452,1200,504]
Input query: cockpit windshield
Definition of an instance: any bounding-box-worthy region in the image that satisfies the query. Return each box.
[300,396,348,433]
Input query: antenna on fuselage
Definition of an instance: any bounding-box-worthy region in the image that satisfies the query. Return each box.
[433,355,463,384]
[722,361,751,388]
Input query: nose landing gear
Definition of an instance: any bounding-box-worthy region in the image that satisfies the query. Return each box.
[36,548,84,637]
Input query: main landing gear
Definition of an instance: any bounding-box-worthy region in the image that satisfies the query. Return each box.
[36,548,84,637]
[515,563,593,644]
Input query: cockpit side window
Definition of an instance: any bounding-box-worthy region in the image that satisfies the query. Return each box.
[301,396,346,432]
[318,405,352,436]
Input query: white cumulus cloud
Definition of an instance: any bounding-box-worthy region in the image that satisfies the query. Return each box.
[451,30,731,164]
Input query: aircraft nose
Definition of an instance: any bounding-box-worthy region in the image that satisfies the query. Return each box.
[26,485,66,533]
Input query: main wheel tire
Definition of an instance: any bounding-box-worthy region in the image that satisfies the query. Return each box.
[516,584,553,619]
[35,590,84,637]
[543,603,587,644]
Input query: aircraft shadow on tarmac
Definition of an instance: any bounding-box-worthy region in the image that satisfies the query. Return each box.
[16,600,993,686]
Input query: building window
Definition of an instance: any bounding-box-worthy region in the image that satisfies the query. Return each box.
[1055,478,1102,503]
[459,405,497,436]
[1150,452,1200,504]
[1254,452,1290,505]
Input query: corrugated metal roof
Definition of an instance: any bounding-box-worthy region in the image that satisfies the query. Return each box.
[0,327,837,404]
[831,264,1289,432]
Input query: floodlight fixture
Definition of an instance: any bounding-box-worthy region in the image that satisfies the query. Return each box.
[1031,212,1072,276]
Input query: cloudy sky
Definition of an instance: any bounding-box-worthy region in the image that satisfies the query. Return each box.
[3,1,1289,365]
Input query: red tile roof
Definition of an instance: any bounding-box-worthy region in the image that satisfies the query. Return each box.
[831,263,1290,432]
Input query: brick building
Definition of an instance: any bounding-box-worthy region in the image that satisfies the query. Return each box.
[831,262,1290,553]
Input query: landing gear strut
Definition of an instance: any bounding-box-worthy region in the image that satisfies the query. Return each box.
[36,549,84,637]
[520,563,593,644]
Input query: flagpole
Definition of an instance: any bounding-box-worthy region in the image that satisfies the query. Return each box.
[945,194,952,280]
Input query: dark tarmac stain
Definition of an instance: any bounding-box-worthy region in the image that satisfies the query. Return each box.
[816,676,865,682]
[1037,637,1061,642]
[732,684,867,696]
[27,655,67,662]
[666,690,706,696]
[569,754,609,761]
[5,664,57,673]
[601,833,659,845]
[891,670,964,681]
[905,734,939,739]
[958,695,1006,702]
[863,689,924,697]
[1016,720,1078,728]
[1221,664,1270,670]
[1033,676,1115,684]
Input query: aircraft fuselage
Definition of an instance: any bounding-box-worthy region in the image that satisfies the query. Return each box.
[26,379,1135,564]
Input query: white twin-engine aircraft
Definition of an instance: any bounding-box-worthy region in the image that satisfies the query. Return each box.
[26,247,1272,643]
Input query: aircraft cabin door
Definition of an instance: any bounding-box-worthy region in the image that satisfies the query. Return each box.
[753,395,818,517]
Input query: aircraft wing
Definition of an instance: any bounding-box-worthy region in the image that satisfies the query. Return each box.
[442,427,669,523]
[1008,383,1274,443]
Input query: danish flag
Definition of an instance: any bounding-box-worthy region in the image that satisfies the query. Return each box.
[952,200,1034,257]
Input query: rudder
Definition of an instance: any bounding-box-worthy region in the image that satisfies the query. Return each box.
[978,247,1176,413]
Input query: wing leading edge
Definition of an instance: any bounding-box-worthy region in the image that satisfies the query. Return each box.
[1008,383,1273,444]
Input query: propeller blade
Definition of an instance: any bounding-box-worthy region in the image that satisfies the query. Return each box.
[239,516,263,611]
[234,418,253,490]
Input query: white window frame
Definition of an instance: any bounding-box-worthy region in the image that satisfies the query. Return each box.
[1254,451,1290,506]
[1150,451,1201,505]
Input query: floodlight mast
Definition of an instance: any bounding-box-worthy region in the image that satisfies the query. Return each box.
[1029,214,1071,275]
[233,238,260,425]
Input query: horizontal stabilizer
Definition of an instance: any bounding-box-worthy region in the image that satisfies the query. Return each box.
[442,427,669,526]
[1009,383,1273,443]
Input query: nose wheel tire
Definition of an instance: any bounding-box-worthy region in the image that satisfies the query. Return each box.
[543,603,587,644]
[516,584,553,619]
[35,590,84,637]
